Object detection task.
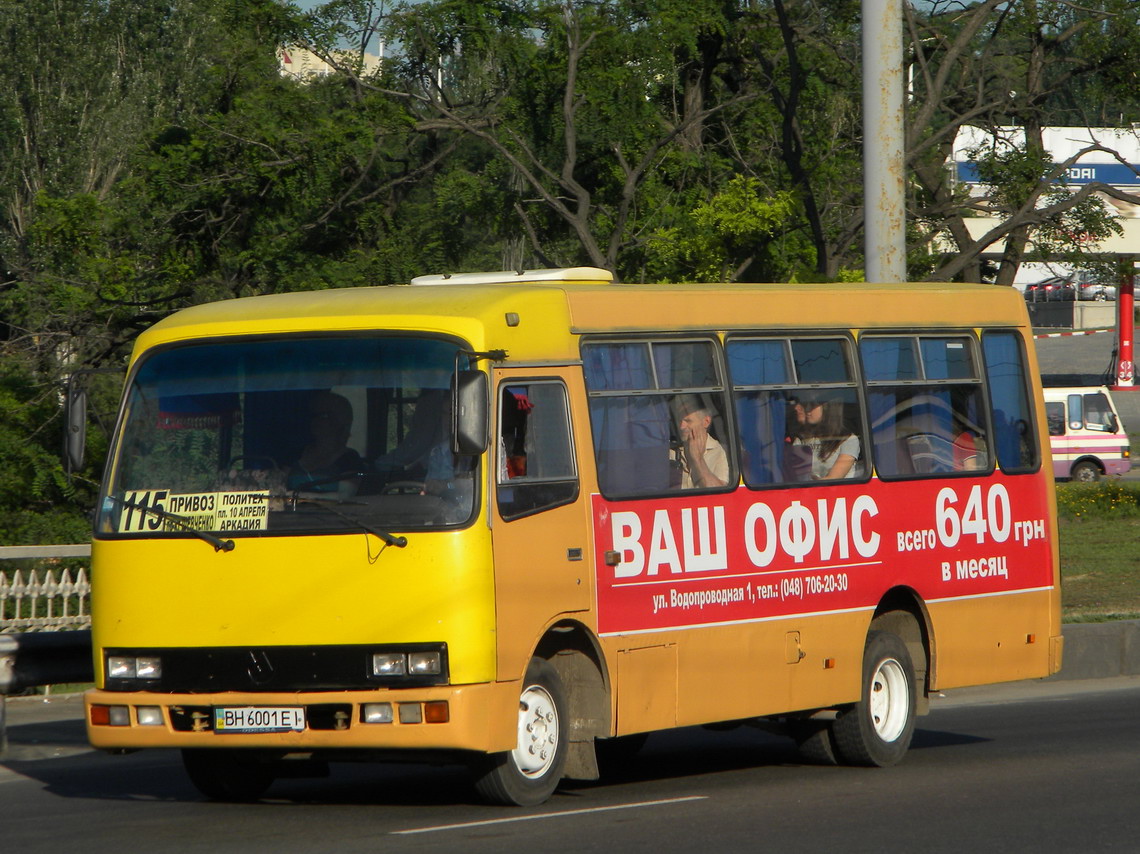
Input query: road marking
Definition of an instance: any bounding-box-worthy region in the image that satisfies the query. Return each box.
[393,795,707,835]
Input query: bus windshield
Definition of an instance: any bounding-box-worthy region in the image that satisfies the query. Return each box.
[98,334,477,538]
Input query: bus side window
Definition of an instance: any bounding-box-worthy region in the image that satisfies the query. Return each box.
[983,331,1039,473]
[728,336,865,486]
[862,335,989,478]
[496,382,578,521]
[583,339,733,497]
[1045,402,1066,436]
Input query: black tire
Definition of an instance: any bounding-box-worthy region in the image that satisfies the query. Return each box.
[788,720,840,766]
[473,657,568,806]
[182,749,276,802]
[831,631,916,767]
[1070,461,1101,482]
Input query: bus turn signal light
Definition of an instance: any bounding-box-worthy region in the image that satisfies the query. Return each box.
[424,701,449,723]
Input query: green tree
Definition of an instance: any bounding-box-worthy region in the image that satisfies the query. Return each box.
[905,0,1140,284]
[359,0,775,280]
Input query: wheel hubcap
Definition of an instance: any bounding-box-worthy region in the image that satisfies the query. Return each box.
[869,657,909,743]
[513,684,559,777]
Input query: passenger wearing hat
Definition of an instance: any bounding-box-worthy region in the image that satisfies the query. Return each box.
[671,395,729,489]
[789,392,861,480]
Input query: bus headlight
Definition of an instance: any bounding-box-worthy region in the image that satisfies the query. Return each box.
[372,653,407,676]
[408,651,442,676]
[107,655,163,680]
[367,645,448,684]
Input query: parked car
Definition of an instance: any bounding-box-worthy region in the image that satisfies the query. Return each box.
[1023,275,1075,301]
[1071,271,1116,301]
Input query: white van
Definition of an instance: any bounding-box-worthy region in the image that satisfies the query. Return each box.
[1043,386,1131,481]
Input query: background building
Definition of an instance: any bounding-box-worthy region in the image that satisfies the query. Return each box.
[951,126,1140,286]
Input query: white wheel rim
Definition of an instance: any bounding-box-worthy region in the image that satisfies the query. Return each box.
[513,683,559,778]
[869,657,910,743]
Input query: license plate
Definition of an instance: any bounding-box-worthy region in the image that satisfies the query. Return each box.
[213,706,305,734]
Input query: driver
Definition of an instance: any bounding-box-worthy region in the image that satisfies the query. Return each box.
[287,391,364,493]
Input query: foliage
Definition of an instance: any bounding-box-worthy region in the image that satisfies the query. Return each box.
[1051,483,1140,620]
[1054,480,1140,520]
[2,0,1140,541]
[643,178,797,281]
[0,358,101,544]
[904,0,1140,284]
[1058,514,1140,622]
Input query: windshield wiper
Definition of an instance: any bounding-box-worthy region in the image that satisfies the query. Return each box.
[289,490,408,549]
[109,494,235,552]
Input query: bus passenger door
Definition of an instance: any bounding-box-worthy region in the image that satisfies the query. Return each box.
[490,368,594,682]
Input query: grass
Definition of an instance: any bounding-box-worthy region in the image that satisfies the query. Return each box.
[1056,481,1140,622]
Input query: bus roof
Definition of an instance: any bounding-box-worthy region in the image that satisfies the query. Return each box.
[131,272,1030,365]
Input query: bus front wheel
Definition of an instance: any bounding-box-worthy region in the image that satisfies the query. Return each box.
[473,657,568,806]
[182,748,276,802]
[831,631,915,767]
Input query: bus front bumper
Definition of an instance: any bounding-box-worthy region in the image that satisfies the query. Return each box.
[85,682,518,755]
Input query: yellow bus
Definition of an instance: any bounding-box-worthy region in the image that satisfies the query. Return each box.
[82,268,1061,805]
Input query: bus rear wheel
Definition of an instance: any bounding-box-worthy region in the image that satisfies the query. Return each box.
[831,631,915,767]
[472,657,568,806]
[789,720,840,766]
[1070,461,1101,482]
[182,748,276,801]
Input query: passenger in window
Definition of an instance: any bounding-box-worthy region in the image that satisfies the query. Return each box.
[670,395,729,489]
[952,431,984,471]
[788,394,861,480]
[500,389,533,479]
[373,387,448,477]
[422,394,475,515]
[288,391,364,494]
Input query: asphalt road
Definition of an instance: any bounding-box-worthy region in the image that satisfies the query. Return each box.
[3,677,1138,853]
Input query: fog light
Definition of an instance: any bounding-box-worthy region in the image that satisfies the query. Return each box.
[136,657,162,680]
[372,653,406,676]
[424,701,449,723]
[108,705,131,726]
[136,706,164,726]
[362,703,393,724]
[398,703,422,724]
[408,652,441,676]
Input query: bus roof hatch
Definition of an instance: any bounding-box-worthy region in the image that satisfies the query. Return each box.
[409,267,613,287]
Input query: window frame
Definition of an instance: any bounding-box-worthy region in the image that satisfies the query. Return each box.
[494,378,580,522]
[581,335,735,499]
[859,331,993,481]
[981,329,1041,475]
[726,332,869,488]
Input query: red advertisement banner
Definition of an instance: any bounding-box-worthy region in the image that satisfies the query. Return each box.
[591,475,1053,636]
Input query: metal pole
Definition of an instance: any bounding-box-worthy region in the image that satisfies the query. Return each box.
[863,0,907,283]
[1113,262,1136,390]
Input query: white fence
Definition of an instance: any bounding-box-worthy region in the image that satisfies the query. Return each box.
[0,545,91,633]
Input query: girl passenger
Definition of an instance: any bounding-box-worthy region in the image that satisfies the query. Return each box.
[789,393,861,480]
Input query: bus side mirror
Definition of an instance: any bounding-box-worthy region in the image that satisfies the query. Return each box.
[65,387,88,472]
[453,370,489,455]
[1108,412,1119,433]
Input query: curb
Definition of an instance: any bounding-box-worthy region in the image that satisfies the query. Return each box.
[1049,619,1140,681]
